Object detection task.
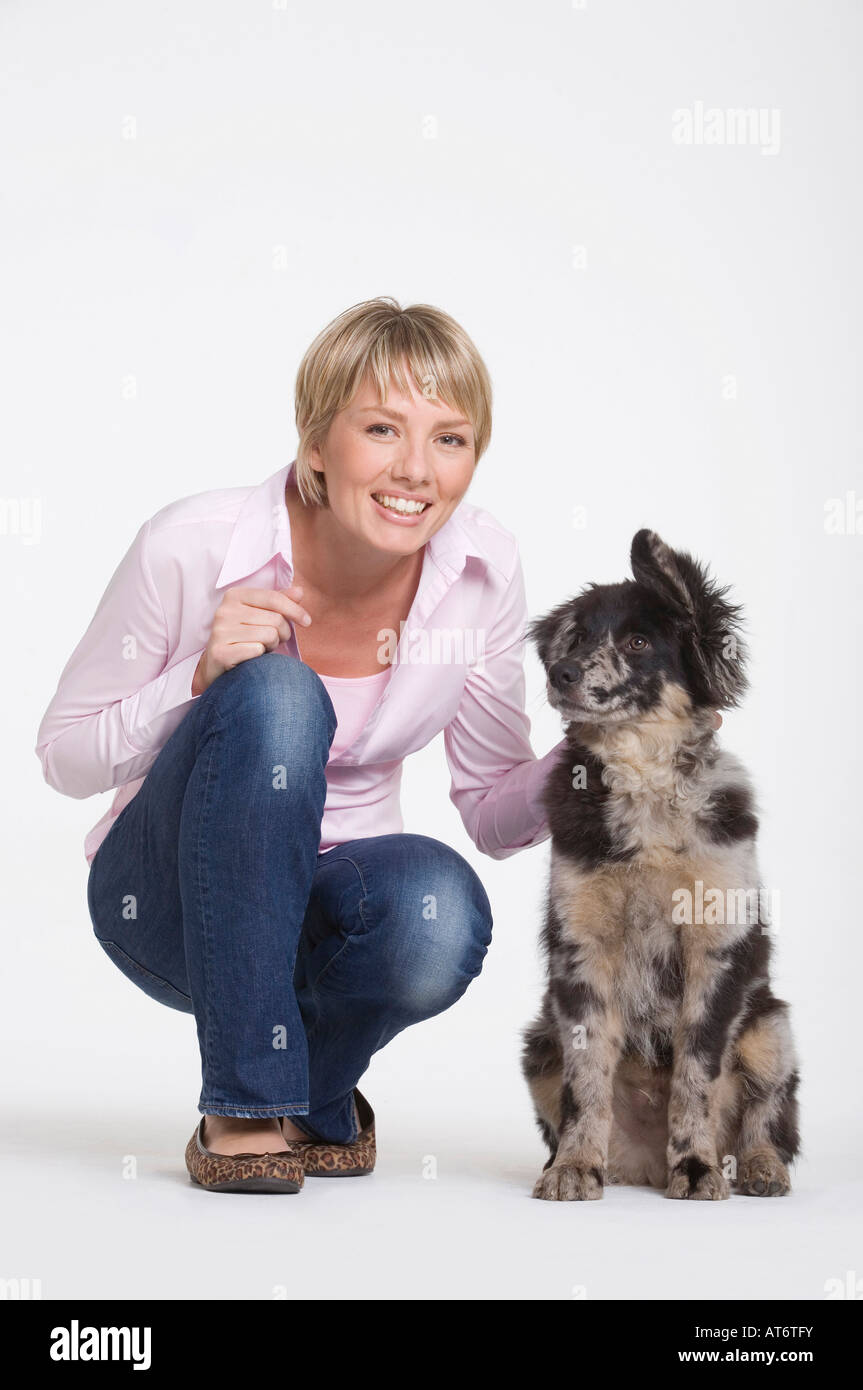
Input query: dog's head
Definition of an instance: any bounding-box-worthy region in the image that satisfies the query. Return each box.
[529,529,748,726]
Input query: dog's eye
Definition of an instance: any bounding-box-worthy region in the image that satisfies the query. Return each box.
[569,631,586,648]
[627,634,650,651]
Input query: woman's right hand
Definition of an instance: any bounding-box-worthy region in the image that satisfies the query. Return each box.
[191,584,312,696]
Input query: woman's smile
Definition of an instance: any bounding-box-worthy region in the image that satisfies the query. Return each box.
[370,489,434,525]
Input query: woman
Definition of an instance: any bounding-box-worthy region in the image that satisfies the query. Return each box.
[35,297,568,1194]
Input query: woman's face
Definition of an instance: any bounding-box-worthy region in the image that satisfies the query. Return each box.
[309,368,478,555]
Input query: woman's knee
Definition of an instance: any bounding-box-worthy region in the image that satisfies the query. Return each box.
[201,652,336,743]
[367,836,494,1018]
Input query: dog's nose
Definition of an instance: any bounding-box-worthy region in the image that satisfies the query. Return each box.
[549,660,582,691]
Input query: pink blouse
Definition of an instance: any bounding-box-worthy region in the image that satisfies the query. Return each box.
[35,460,568,864]
[315,665,394,854]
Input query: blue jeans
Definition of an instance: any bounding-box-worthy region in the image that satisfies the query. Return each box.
[86,652,494,1143]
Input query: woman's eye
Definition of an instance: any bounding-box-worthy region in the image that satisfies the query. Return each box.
[628,634,649,651]
[367,425,466,446]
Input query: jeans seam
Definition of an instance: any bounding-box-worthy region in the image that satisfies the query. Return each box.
[316,853,369,903]
[196,722,219,1098]
[98,940,192,1005]
[303,859,369,1044]
[199,1102,309,1115]
[304,937,356,1044]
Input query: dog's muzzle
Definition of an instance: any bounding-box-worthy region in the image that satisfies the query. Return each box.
[548,659,584,695]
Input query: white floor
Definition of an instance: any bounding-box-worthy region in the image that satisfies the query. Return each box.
[3,1040,859,1302]
[5,814,860,1303]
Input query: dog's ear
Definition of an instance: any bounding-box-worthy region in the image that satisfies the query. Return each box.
[527,605,568,669]
[630,529,696,617]
[631,529,748,708]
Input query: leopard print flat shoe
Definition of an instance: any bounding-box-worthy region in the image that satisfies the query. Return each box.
[185,1118,305,1193]
[282,1088,376,1177]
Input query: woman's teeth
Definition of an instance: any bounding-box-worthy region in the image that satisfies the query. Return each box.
[372,493,430,515]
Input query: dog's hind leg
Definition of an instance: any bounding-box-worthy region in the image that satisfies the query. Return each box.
[522,1000,563,1169]
[732,995,800,1196]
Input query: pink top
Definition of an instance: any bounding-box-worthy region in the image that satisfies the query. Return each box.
[315,665,393,853]
[35,460,567,864]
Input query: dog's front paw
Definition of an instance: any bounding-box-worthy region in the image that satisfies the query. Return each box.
[666,1158,729,1201]
[737,1151,791,1197]
[532,1162,604,1201]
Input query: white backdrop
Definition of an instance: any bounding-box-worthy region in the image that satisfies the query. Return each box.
[2,0,861,1300]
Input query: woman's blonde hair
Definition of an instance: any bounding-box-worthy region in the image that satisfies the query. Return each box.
[293,296,493,507]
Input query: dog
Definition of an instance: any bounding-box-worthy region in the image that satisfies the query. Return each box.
[521,529,800,1201]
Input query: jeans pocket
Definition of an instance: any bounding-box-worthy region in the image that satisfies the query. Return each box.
[96,938,194,1014]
